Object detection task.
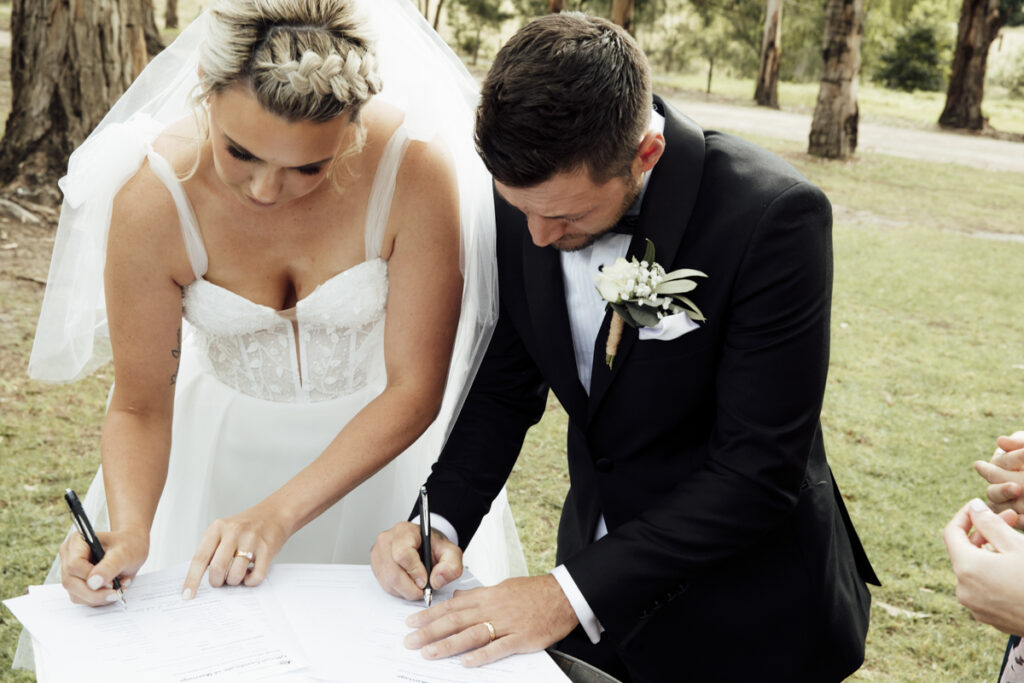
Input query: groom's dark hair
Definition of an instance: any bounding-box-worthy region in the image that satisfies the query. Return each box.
[475,13,651,188]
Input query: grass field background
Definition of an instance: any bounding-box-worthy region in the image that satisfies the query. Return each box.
[2,2,1024,680]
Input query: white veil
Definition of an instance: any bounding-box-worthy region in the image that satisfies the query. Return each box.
[27,0,498,428]
[23,0,523,565]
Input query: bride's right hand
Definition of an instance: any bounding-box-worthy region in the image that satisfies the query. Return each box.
[59,528,148,606]
[371,521,463,601]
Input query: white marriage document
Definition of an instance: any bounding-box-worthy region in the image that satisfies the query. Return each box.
[4,563,571,683]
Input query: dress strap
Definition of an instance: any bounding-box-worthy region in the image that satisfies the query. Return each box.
[364,124,411,260]
[145,148,209,279]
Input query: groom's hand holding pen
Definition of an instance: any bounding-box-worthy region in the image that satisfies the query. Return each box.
[370,518,462,603]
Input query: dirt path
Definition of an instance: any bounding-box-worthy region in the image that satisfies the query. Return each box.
[667,94,1024,174]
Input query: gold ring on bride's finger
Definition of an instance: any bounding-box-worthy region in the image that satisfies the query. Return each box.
[483,621,496,642]
[234,550,254,562]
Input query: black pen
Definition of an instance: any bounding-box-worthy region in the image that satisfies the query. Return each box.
[419,485,433,607]
[64,489,127,608]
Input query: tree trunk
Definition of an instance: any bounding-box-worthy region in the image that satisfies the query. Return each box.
[808,0,865,159]
[610,0,634,32]
[938,0,1006,130]
[144,0,164,56]
[432,0,444,30]
[549,0,566,11]
[165,0,179,29]
[707,56,714,94]
[0,0,148,201]
[753,0,784,108]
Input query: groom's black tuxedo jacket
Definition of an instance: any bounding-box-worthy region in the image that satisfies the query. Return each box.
[425,96,879,682]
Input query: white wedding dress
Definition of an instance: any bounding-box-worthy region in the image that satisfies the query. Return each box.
[17,2,527,673]
[65,117,525,579]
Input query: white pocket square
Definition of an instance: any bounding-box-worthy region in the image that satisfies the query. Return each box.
[638,312,701,341]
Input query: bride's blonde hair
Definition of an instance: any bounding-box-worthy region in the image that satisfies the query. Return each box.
[192,0,382,174]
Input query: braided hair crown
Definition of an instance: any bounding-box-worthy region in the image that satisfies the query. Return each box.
[198,0,382,123]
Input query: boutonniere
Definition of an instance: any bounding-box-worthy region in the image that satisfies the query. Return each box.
[594,239,707,368]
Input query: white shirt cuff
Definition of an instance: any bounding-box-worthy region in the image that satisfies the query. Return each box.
[551,565,603,644]
[410,513,459,547]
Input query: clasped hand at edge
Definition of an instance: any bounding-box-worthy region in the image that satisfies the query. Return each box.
[943,498,1024,634]
[371,521,579,667]
[973,432,1024,526]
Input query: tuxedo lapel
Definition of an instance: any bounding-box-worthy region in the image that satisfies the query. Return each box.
[521,232,589,420]
[586,97,708,423]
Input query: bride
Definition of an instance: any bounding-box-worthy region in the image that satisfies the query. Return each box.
[21,0,523,620]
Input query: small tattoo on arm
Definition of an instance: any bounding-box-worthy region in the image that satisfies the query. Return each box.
[171,287,184,386]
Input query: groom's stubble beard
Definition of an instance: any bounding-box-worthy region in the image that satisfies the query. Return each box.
[552,170,644,253]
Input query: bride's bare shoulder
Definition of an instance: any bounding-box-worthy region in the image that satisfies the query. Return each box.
[151,115,206,176]
[110,120,199,283]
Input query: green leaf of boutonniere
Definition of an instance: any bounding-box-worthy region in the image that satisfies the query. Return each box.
[642,238,656,265]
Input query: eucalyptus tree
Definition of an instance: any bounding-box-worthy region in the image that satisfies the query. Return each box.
[0,0,149,201]
[808,0,865,158]
[611,0,635,29]
[166,0,179,29]
[938,0,1023,129]
[753,0,784,107]
[144,0,164,56]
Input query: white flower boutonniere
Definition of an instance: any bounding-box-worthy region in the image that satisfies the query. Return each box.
[594,239,707,368]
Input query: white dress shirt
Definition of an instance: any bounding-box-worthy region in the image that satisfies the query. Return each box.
[550,110,665,643]
[431,110,666,646]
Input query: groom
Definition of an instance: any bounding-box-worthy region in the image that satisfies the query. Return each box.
[371,13,878,682]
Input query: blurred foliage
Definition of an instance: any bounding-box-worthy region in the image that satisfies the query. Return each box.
[874,0,955,91]
[992,44,1024,95]
[438,0,975,93]
[446,0,515,63]
[1006,0,1024,26]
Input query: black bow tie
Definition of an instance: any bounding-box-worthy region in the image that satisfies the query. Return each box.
[609,213,639,235]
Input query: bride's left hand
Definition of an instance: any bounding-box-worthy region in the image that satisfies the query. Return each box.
[180,504,290,599]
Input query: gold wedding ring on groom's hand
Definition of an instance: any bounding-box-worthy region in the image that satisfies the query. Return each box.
[483,621,496,642]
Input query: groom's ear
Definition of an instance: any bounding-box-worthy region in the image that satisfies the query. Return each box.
[635,130,665,173]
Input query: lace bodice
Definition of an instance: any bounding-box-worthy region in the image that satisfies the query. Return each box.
[183,260,389,403]
[145,120,411,403]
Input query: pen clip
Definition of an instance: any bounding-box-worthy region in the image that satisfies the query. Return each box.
[419,486,430,523]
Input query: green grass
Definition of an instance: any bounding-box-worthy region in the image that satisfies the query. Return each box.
[820,222,1024,679]
[504,139,1024,681]
[0,282,110,680]
[654,70,1024,135]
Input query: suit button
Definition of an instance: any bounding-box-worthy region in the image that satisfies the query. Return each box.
[595,458,613,473]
